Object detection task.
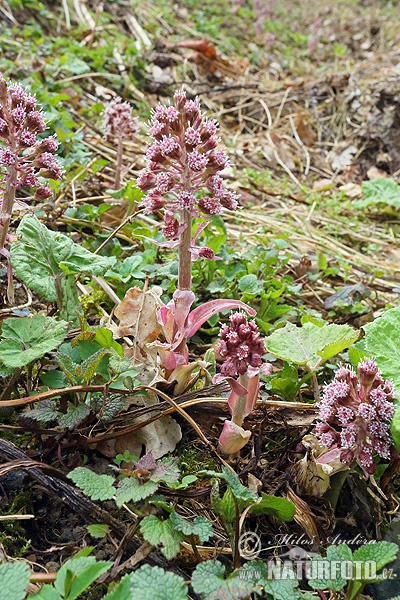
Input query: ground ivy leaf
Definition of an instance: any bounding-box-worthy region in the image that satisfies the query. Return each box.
[265,322,359,371]
[0,562,30,600]
[352,541,398,571]
[263,577,300,600]
[10,214,111,302]
[130,565,188,600]
[115,477,158,506]
[309,544,352,591]
[68,467,115,501]
[26,400,59,424]
[0,316,68,369]
[169,512,213,542]
[191,560,227,596]
[247,494,296,521]
[140,515,184,559]
[58,402,90,429]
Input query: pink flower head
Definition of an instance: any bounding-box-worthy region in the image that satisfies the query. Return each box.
[103,96,139,141]
[137,89,237,256]
[314,360,395,479]
[0,73,63,205]
[218,312,266,377]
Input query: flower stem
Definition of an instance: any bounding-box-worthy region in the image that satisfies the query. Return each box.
[0,165,17,253]
[115,136,124,190]
[178,209,192,291]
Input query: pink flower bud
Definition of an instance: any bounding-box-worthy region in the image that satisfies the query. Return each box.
[218,420,251,456]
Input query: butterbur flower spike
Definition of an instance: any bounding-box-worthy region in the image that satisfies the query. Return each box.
[214,312,272,456]
[314,360,395,479]
[0,73,63,299]
[103,96,140,189]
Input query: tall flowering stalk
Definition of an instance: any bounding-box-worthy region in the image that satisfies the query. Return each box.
[314,360,395,479]
[103,96,139,189]
[0,73,63,298]
[135,90,253,373]
[137,89,237,294]
[215,313,273,455]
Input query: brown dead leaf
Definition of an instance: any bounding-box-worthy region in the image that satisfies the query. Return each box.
[293,112,317,146]
[176,39,217,59]
[114,286,163,345]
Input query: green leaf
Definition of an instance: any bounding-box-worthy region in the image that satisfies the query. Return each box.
[0,316,68,368]
[68,467,115,501]
[352,541,398,571]
[211,484,236,525]
[191,561,258,599]
[263,577,300,600]
[309,544,352,591]
[10,214,111,302]
[247,494,296,521]
[41,370,66,389]
[54,556,112,600]
[94,328,124,357]
[130,565,188,600]
[27,400,59,424]
[102,575,132,600]
[201,468,258,503]
[357,177,400,210]
[169,512,213,542]
[58,402,90,430]
[28,586,61,600]
[239,274,263,295]
[56,351,79,384]
[265,322,359,371]
[363,306,400,392]
[115,477,158,506]
[79,349,110,383]
[87,524,109,538]
[0,562,30,600]
[106,180,144,202]
[140,515,184,559]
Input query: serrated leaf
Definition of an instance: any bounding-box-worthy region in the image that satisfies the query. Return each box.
[0,316,68,368]
[363,306,400,392]
[248,494,296,522]
[140,515,184,559]
[68,467,115,501]
[54,556,112,600]
[309,544,352,591]
[27,400,59,424]
[239,274,263,295]
[115,477,158,506]
[358,177,400,210]
[87,524,109,538]
[263,577,300,600]
[10,214,111,302]
[130,565,188,600]
[352,541,398,570]
[169,512,213,542]
[58,402,90,429]
[56,351,79,384]
[201,468,258,502]
[265,322,359,371]
[0,562,30,600]
[192,561,258,599]
[80,349,110,383]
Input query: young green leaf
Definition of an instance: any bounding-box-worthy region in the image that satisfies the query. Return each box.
[247,494,296,521]
[87,524,109,538]
[68,467,115,501]
[115,477,158,506]
[0,316,68,369]
[0,562,30,600]
[169,512,214,542]
[58,403,90,430]
[53,556,112,600]
[201,468,258,503]
[130,565,188,600]
[140,515,184,559]
[102,574,132,600]
[191,560,258,599]
[363,306,400,391]
[352,541,398,571]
